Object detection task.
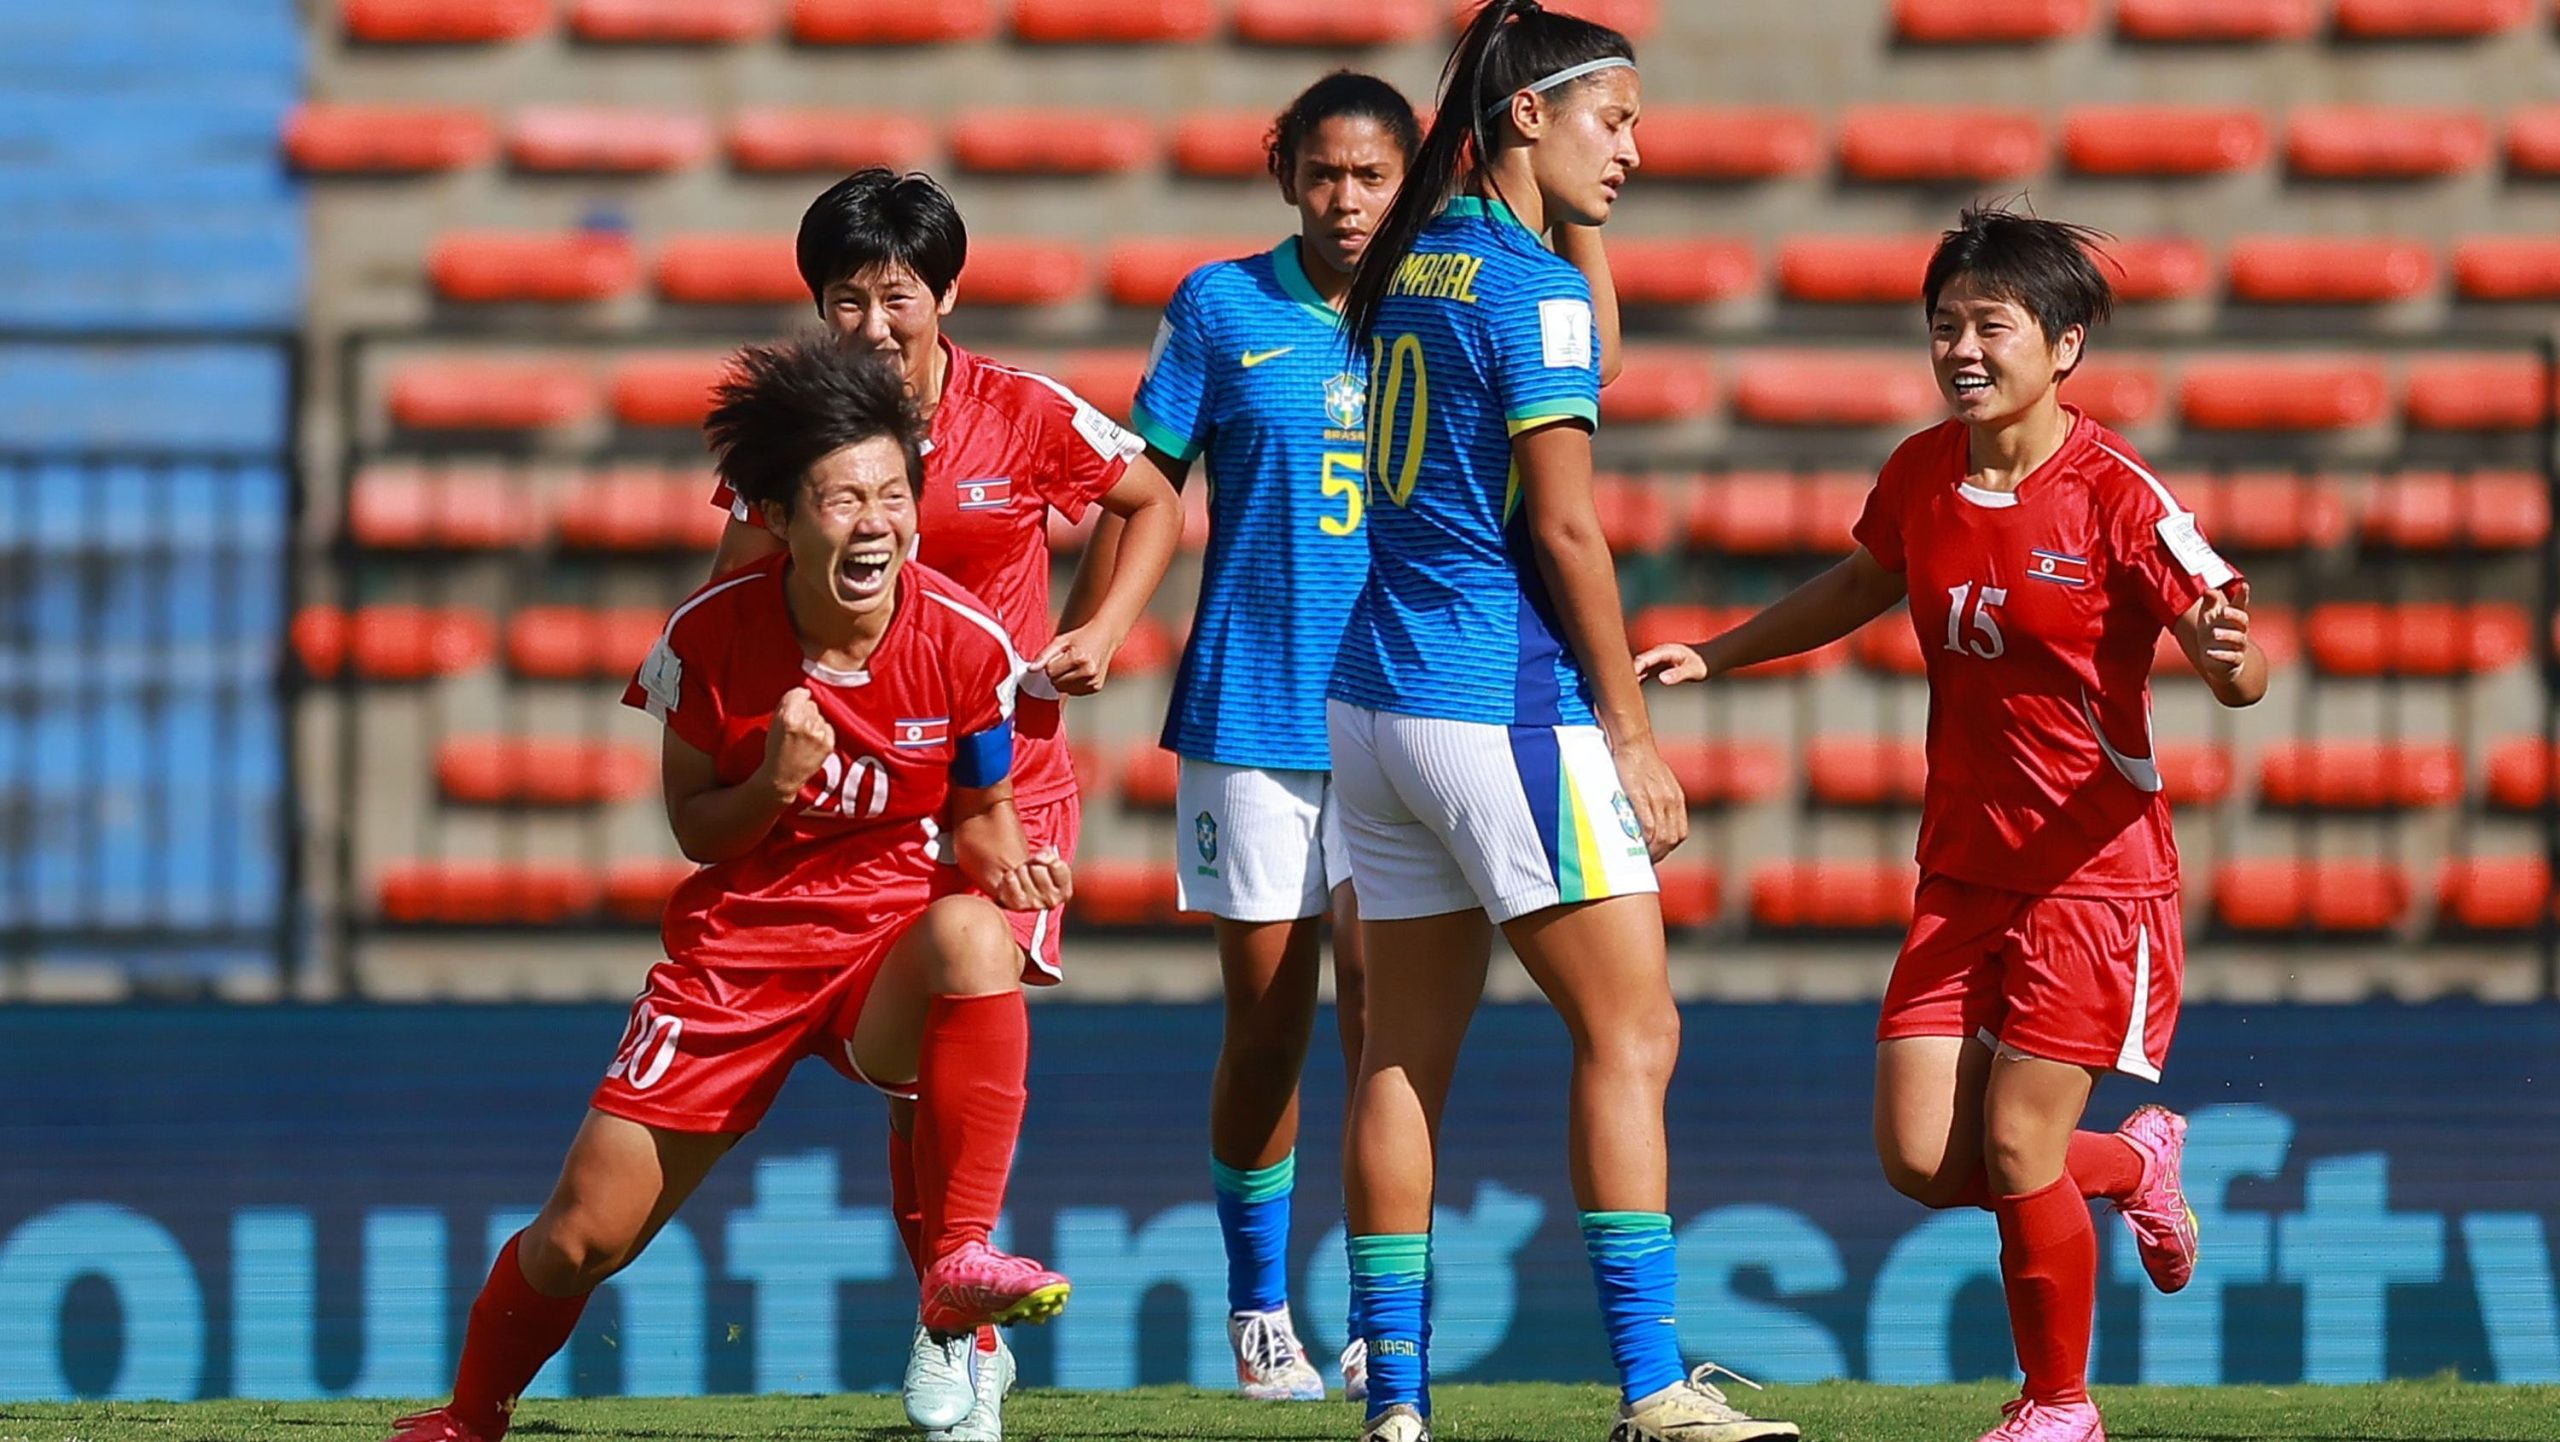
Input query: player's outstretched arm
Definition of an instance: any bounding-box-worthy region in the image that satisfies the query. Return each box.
[2174,578,2268,708]
[659,687,831,863]
[949,779,1074,913]
[1638,546,1908,686]
[708,513,786,579]
[1551,224,1623,386]
[1046,450,1184,695]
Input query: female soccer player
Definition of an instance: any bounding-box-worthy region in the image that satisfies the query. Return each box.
[1325,5,1797,1441]
[1639,207,2266,1442]
[386,339,1072,1442]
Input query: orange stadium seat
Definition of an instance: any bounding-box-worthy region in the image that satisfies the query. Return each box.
[2334,0,2533,37]
[1171,111,1276,177]
[1854,616,1926,675]
[2177,356,2389,430]
[1107,238,1259,307]
[726,108,937,173]
[2437,858,2551,933]
[1776,235,1937,304]
[342,0,549,42]
[1111,616,1179,677]
[1589,475,1679,554]
[1805,736,1927,808]
[377,862,603,926]
[951,109,1156,174]
[1480,0,1659,38]
[1838,106,2045,183]
[2176,473,2350,550]
[2152,605,2300,674]
[1633,107,1823,180]
[656,234,804,305]
[1059,349,1149,418]
[292,605,497,680]
[437,736,657,806]
[2115,0,2319,40]
[2061,105,2265,176]
[2402,357,2555,431]
[1655,864,1721,929]
[610,352,733,428]
[605,859,697,923]
[1894,0,2092,42]
[1750,861,1918,932]
[1610,239,1758,305]
[286,103,497,173]
[347,466,524,550]
[557,468,729,551]
[1632,605,1847,676]
[2258,739,2464,810]
[2506,106,2560,175]
[2453,236,2560,300]
[791,0,995,42]
[1068,743,1108,795]
[429,231,639,304]
[1602,349,1716,423]
[2307,601,2531,676]
[1689,472,1869,554]
[1656,740,1788,806]
[508,107,714,173]
[505,607,664,680]
[2098,238,2214,302]
[2457,516,2560,611]
[2214,858,2410,934]
[2287,106,2490,179]
[1013,0,1216,42]
[1119,745,1181,810]
[1733,352,1942,428]
[388,361,598,431]
[2226,238,2436,304]
[2484,737,2555,810]
[965,239,1093,306]
[1237,0,1437,43]
[570,0,776,42]
[2062,356,2161,427]
[1070,860,1183,926]
[2155,740,2235,805]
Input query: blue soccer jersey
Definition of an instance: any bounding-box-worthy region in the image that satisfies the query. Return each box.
[1133,238,1374,772]
[1326,197,1604,727]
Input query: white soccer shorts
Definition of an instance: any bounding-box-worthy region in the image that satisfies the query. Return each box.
[1174,758,1352,923]
[1325,700,1657,924]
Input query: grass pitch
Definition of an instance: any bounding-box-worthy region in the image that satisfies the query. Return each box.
[2,1381,2554,1442]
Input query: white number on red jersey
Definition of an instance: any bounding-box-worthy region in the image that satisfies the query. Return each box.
[1944,581,2008,660]
[807,753,891,819]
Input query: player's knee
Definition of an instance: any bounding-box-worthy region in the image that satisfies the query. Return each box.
[519,1212,636,1294]
[1583,1003,1680,1090]
[1877,1148,1969,1209]
[1980,1111,2064,1194]
[921,895,1021,995]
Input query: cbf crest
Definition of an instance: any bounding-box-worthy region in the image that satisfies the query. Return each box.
[1324,371,1365,433]
[1194,810,1220,866]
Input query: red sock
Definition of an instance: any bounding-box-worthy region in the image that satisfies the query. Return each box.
[888,1123,926,1280]
[1993,1176,2096,1405]
[2068,1130,2142,1203]
[450,1234,589,1437]
[912,991,1030,1265]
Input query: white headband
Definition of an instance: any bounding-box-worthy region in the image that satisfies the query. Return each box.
[1482,57,1636,119]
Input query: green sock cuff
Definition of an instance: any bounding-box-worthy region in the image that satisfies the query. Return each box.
[1211,1153,1297,1203]
[1348,1232,1431,1280]
[1578,1210,1674,1237]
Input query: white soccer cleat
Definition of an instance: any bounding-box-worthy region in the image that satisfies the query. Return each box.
[1610,1364,1801,1442]
[1340,1336,1369,1404]
[1361,1403,1431,1442]
[1229,1306,1327,1401]
[904,1321,981,1431]
[926,1328,1016,1442]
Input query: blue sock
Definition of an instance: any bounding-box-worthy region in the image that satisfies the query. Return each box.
[1349,1232,1430,1418]
[1212,1154,1295,1314]
[1581,1210,1684,1404]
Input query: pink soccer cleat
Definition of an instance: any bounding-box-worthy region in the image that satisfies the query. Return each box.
[383,1410,496,1442]
[1977,1397,2104,1442]
[920,1240,1071,1333]
[2114,1104,2200,1294]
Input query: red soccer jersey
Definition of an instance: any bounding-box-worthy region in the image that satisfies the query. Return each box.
[622,555,1023,966]
[710,338,1140,808]
[1852,409,2239,898]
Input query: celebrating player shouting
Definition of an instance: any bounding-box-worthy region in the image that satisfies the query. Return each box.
[385,340,1071,1442]
[1641,207,2268,1442]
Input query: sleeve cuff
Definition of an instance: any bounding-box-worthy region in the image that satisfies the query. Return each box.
[1129,403,1204,463]
[1505,398,1601,435]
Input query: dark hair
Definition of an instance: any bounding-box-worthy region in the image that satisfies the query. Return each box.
[795,167,969,305]
[1267,71,1422,184]
[705,336,925,518]
[1343,0,1632,345]
[1922,204,2116,349]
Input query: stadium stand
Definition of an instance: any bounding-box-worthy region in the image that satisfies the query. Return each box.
[1836,106,2046,183]
[1893,0,2093,44]
[569,0,777,43]
[788,0,996,44]
[2062,105,2266,176]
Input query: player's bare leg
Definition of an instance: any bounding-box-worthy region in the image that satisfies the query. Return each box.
[1327,882,1374,1402]
[1874,1035,1996,1208]
[1212,912,1330,1399]
[1977,1048,2108,1442]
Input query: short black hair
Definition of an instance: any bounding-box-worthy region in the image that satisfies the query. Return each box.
[1267,71,1421,183]
[704,336,924,518]
[795,167,969,305]
[1922,204,2116,344]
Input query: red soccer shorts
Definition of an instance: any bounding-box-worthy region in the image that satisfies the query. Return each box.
[1011,791,1077,984]
[1877,873,2184,1081]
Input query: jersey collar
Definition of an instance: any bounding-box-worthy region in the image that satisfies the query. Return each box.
[1270,237,1344,326]
[1441,195,1530,232]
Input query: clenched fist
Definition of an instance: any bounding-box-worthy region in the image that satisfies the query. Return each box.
[760,686,836,799]
[986,846,1074,914]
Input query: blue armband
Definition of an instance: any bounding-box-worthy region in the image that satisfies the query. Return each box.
[951,720,1014,789]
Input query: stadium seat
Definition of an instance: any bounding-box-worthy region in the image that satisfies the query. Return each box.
[1119,745,1180,810]
[2062,356,2162,427]
[609,352,732,428]
[2213,858,2410,934]
[376,862,602,926]
[2287,106,2490,179]
[557,468,729,551]
[1237,0,1437,43]
[1733,352,1942,428]
[2484,737,2554,810]
[388,361,598,431]
[1589,475,1679,554]
[656,234,804,305]
[505,607,664,681]
[1776,235,1937,304]
[1805,736,1927,808]
[1632,107,1823,179]
[436,736,657,806]
[1854,615,1926,675]
[1059,349,1149,418]
[2436,858,2551,933]
[2061,105,2265,176]
[2178,356,2389,430]
[347,466,524,550]
[292,605,496,680]
[1631,606,1847,675]
[950,109,1156,174]
[508,107,714,173]
[1656,740,1788,806]
[1013,0,1214,41]
[2307,602,2531,676]
[2099,238,2214,302]
[1171,110,1276,177]
[790,0,995,42]
[2226,238,2436,304]
[2506,107,2560,175]
[1069,743,1109,795]
[1447,0,1656,37]
[2115,0,2319,40]
[1655,863,1722,929]
[1749,860,1918,932]
[966,239,1093,306]
[605,858,697,923]
[1688,471,1869,554]
[342,0,550,43]
[2257,739,2464,810]
[1894,0,2092,42]
[1610,239,1758,305]
[2452,236,2560,300]
[1070,859,1183,926]
[285,103,497,173]
[570,0,776,42]
[1107,238,1260,307]
[2334,0,2532,38]
[1111,616,1178,677]
[2364,472,2550,550]
[428,231,639,304]
[2156,740,2236,805]
[1838,106,2044,183]
[726,108,937,173]
[2176,473,2350,551]
[1603,349,1716,423]
[2402,357,2555,431]
[2152,606,2301,674]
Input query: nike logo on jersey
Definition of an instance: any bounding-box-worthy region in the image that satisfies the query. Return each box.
[1240,347,1296,369]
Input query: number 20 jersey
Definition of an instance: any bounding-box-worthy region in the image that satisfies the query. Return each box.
[1854,409,2240,898]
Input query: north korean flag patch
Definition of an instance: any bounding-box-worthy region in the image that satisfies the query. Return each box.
[894,717,951,748]
[2028,549,2090,586]
[955,476,1012,511]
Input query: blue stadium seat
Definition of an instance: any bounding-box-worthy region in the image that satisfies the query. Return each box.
[0,348,292,451]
